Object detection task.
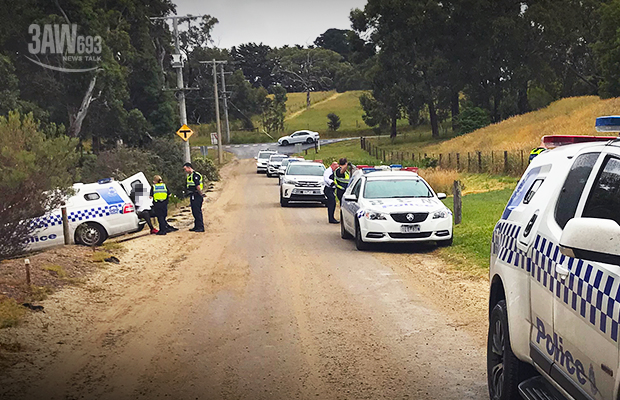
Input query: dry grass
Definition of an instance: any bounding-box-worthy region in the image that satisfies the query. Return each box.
[0,298,26,328]
[27,285,54,302]
[421,96,620,153]
[43,264,67,279]
[419,168,460,195]
[101,242,125,252]
[91,251,110,263]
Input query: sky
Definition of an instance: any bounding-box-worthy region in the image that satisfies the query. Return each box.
[172,0,367,49]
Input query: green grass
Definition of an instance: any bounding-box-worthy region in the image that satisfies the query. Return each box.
[439,188,514,275]
[297,139,383,166]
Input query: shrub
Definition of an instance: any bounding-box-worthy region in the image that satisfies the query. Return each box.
[327,113,341,131]
[457,107,491,135]
[0,112,79,259]
[192,157,220,182]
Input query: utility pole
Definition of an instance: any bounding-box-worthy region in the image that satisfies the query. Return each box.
[199,59,227,164]
[220,64,231,144]
[150,15,205,164]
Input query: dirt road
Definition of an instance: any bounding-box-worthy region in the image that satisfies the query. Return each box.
[0,159,488,400]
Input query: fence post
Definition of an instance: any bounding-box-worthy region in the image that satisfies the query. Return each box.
[504,151,508,173]
[467,152,471,172]
[453,180,462,225]
[383,150,386,162]
[448,153,452,167]
[520,150,524,171]
[61,204,70,245]
[439,153,443,167]
[477,151,482,172]
[457,153,460,171]
[24,259,31,286]
[391,151,395,162]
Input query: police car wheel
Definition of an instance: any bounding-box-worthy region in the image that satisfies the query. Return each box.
[354,220,370,251]
[280,192,289,207]
[75,222,107,247]
[341,212,352,239]
[488,300,523,400]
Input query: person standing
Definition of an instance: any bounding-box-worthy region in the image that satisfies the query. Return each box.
[183,162,205,232]
[323,162,339,224]
[150,176,178,235]
[334,158,351,203]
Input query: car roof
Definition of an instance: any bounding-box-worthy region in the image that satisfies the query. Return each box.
[364,171,421,180]
[289,161,324,167]
[259,149,277,153]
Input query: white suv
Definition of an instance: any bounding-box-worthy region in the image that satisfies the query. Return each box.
[340,169,452,250]
[256,150,277,173]
[488,118,620,400]
[266,154,288,177]
[278,130,320,146]
[280,162,326,206]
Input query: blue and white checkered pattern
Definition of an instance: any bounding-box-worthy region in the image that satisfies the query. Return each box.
[493,221,620,343]
[67,206,115,222]
[29,214,63,229]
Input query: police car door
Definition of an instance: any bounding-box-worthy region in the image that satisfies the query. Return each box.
[121,172,151,201]
[342,177,363,233]
[552,151,618,400]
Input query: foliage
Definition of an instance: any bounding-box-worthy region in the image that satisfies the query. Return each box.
[0,298,26,329]
[261,85,287,133]
[0,112,79,259]
[327,113,341,131]
[457,107,491,135]
[192,157,220,182]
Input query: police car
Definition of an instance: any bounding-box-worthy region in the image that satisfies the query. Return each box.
[280,161,326,206]
[488,117,620,400]
[266,154,288,177]
[340,167,452,250]
[26,173,150,251]
[256,149,277,173]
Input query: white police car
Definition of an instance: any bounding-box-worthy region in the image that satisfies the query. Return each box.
[26,173,150,251]
[340,167,452,250]
[266,154,288,177]
[279,161,326,206]
[488,117,620,400]
[256,149,277,173]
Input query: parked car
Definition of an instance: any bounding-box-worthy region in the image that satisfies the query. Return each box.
[278,158,305,184]
[340,169,452,250]
[280,162,326,206]
[26,173,150,251]
[277,130,320,146]
[487,117,620,400]
[255,149,277,173]
[266,154,288,177]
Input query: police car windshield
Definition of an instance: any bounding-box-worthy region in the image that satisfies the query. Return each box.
[258,153,274,159]
[270,156,286,162]
[287,164,324,176]
[364,179,433,199]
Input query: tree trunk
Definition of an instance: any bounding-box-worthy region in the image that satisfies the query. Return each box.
[69,73,98,138]
[451,91,460,133]
[390,115,397,138]
[428,100,439,138]
[306,88,311,109]
[517,82,529,115]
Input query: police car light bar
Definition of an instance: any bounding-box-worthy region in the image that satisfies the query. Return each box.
[596,116,620,133]
[542,135,616,149]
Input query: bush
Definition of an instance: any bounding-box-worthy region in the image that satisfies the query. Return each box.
[327,113,341,131]
[192,157,220,182]
[0,112,78,259]
[457,107,491,135]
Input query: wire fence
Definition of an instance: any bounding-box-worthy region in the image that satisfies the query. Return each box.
[360,137,528,176]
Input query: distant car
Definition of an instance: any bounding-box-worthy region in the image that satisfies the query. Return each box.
[278,158,305,184]
[280,162,326,207]
[266,154,288,177]
[277,130,320,146]
[256,150,277,173]
[340,169,452,250]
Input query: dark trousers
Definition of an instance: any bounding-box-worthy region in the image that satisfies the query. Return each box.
[190,194,204,230]
[336,188,345,204]
[153,202,168,232]
[324,186,337,222]
[137,210,155,230]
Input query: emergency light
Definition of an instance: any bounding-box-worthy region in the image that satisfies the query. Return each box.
[542,135,616,149]
[596,116,620,133]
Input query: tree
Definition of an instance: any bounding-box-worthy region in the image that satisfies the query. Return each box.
[0,112,79,259]
[231,43,275,88]
[314,29,351,59]
[327,113,341,131]
[261,85,287,133]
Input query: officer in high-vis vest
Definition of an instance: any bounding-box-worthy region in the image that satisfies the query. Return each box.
[183,162,205,232]
[529,146,545,163]
[150,175,177,236]
[334,158,351,203]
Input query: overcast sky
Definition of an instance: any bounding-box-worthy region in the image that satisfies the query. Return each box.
[173,0,367,49]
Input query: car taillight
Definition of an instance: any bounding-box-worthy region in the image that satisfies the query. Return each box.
[123,203,135,214]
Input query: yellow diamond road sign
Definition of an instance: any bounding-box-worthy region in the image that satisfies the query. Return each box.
[176,124,194,141]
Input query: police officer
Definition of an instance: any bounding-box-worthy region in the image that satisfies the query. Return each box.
[529,146,546,163]
[150,175,178,235]
[334,158,351,203]
[183,162,205,232]
[323,162,339,224]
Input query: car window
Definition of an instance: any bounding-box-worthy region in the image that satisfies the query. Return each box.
[84,193,100,201]
[364,179,432,199]
[353,180,362,197]
[523,179,544,205]
[281,160,290,166]
[258,153,272,159]
[287,164,325,176]
[582,156,620,225]
[271,156,286,162]
[555,152,600,229]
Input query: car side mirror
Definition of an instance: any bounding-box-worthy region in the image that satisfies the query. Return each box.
[560,218,620,265]
[437,193,447,200]
[344,194,357,202]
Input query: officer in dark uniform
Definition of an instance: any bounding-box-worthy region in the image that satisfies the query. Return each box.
[150,175,178,235]
[323,162,339,224]
[183,162,205,232]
